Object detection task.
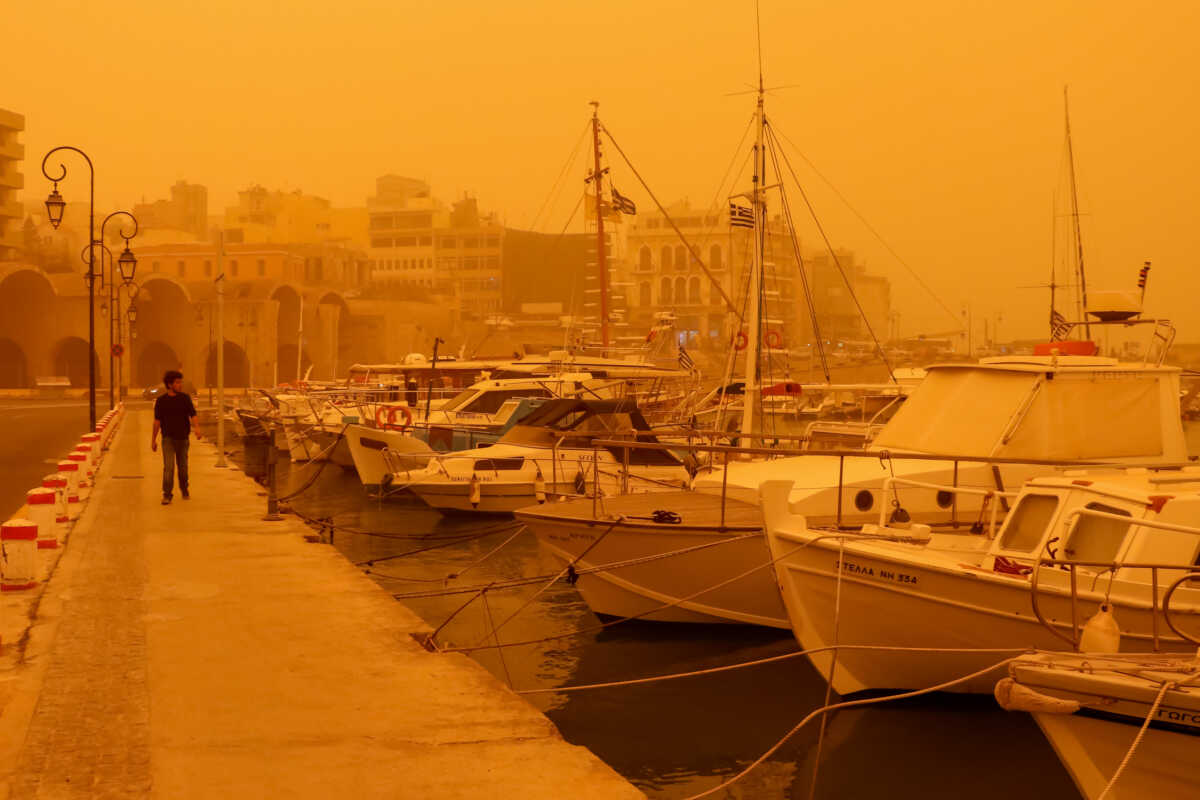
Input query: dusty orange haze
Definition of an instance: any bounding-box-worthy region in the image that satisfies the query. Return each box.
[7,0,1198,340]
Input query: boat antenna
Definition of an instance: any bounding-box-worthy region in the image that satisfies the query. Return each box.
[1064,86,1090,338]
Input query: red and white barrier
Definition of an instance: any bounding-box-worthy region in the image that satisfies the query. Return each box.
[81,432,102,466]
[42,474,69,529]
[56,461,81,518]
[26,488,58,552]
[1,520,38,591]
[66,451,90,488]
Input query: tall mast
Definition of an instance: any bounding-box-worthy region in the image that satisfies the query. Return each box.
[590,101,610,350]
[1064,87,1090,337]
[739,23,767,439]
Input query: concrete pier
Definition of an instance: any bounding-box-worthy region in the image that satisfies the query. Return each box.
[0,410,643,799]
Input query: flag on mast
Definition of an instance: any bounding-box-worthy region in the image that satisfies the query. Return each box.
[1050,309,1073,341]
[611,186,637,215]
[1137,261,1151,290]
[678,345,695,371]
[729,202,755,229]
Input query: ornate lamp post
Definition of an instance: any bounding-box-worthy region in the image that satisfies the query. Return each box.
[80,220,139,406]
[42,147,95,426]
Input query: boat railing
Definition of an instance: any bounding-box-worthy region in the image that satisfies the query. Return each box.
[877,476,1019,537]
[1029,531,1200,652]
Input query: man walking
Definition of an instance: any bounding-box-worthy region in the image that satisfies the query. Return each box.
[151,369,200,505]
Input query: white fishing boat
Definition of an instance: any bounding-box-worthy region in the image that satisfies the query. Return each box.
[761,465,1200,695]
[520,350,1188,628]
[998,652,1200,799]
[400,399,691,514]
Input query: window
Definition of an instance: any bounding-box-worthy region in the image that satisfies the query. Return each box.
[419,236,432,246]
[674,276,686,302]
[204,260,213,277]
[710,244,723,270]
[485,255,499,269]
[486,236,499,247]
[370,237,392,248]
[1064,502,1132,563]
[396,236,417,247]
[462,389,552,414]
[177,260,186,277]
[256,258,266,277]
[230,259,239,277]
[660,246,673,270]
[659,277,672,304]
[369,214,394,230]
[152,260,160,272]
[439,237,456,249]
[639,246,652,270]
[688,276,701,303]
[639,282,650,306]
[675,245,687,269]
[999,494,1059,553]
[463,237,479,249]
[463,256,478,269]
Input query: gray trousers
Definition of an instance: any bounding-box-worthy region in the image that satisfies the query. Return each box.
[162,436,190,497]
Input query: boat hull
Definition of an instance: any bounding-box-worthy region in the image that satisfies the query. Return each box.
[344,425,434,488]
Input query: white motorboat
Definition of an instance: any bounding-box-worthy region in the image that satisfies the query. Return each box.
[401,399,692,514]
[762,467,1200,695]
[520,353,1189,628]
[998,652,1200,799]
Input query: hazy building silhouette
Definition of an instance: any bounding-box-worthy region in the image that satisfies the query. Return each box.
[133,180,209,241]
[223,185,366,248]
[0,108,24,261]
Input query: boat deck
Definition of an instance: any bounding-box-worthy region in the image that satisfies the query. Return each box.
[519,490,763,531]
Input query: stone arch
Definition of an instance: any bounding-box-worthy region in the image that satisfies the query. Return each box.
[52,337,100,388]
[659,276,672,304]
[660,246,673,270]
[316,291,351,380]
[0,338,29,387]
[276,343,312,384]
[271,284,303,379]
[135,340,181,387]
[709,244,723,270]
[204,341,251,387]
[0,268,58,381]
[688,276,701,304]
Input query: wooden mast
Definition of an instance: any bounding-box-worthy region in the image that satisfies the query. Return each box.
[739,36,767,439]
[1064,86,1090,337]
[590,101,610,350]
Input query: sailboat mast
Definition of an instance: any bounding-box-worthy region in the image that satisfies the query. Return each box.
[1064,87,1090,338]
[739,80,766,439]
[590,102,610,350]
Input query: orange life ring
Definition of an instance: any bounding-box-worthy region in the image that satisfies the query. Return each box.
[734,331,749,351]
[765,329,783,349]
[385,405,413,432]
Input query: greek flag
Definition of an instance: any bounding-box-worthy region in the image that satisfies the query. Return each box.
[611,186,637,215]
[1137,261,1151,289]
[678,345,695,371]
[729,202,755,229]
[1050,309,1073,341]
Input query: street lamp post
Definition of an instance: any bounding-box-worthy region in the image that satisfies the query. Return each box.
[81,242,140,402]
[43,147,138,423]
[42,146,95,427]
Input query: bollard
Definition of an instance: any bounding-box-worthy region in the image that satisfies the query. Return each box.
[75,442,96,479]
[42,474,69,533]
[81,432,102,466]
[26,488,58,552]
[57,461,82,518]
[67,451,91,488]
[1,520,38,591]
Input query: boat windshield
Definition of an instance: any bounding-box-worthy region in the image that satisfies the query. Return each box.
[440,389,478,412]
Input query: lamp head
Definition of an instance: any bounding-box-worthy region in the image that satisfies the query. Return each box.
[45,185,66,229]
[118,243,137,284]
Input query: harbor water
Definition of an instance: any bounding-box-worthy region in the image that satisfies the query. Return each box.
[214,425,1109,800]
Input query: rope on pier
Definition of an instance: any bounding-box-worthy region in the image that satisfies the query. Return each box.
[276,424,349,502]
[1096,678,1178,800]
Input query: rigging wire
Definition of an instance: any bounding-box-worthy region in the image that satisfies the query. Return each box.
[767,120,896,382]
[763,129,831,382]
[527,119,592,233]
[770,124,963,332]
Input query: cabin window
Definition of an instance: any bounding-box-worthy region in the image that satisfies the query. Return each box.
[462,389,552,415]
[1063,502,1132,563]
[999,494,1060,552]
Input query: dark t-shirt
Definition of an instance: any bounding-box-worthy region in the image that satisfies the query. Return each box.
[154,392,197,440]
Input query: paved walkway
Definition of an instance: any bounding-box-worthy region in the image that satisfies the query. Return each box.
[0,410,642,799]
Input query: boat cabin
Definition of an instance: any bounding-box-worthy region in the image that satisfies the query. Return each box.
[499,399,683,465]
[872,356,1187,463]
[986,468,1200,585]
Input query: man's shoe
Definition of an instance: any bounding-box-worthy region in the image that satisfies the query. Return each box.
[161,495,172,505]
[181,490,190,500]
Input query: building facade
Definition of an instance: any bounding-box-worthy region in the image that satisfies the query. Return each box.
[223,186,367,249]
[0,108,25,261]
[133,181,208,241]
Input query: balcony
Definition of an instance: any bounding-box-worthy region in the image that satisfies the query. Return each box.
[0,139,24,162]
[0,166,23,190]
[0,200,22,221]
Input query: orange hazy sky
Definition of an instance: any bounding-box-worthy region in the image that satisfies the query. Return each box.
[8,0,1199,339]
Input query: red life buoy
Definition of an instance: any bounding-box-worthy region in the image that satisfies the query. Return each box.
[734,331,749,351]
[385,405,414,432]
[765,329,783,349]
